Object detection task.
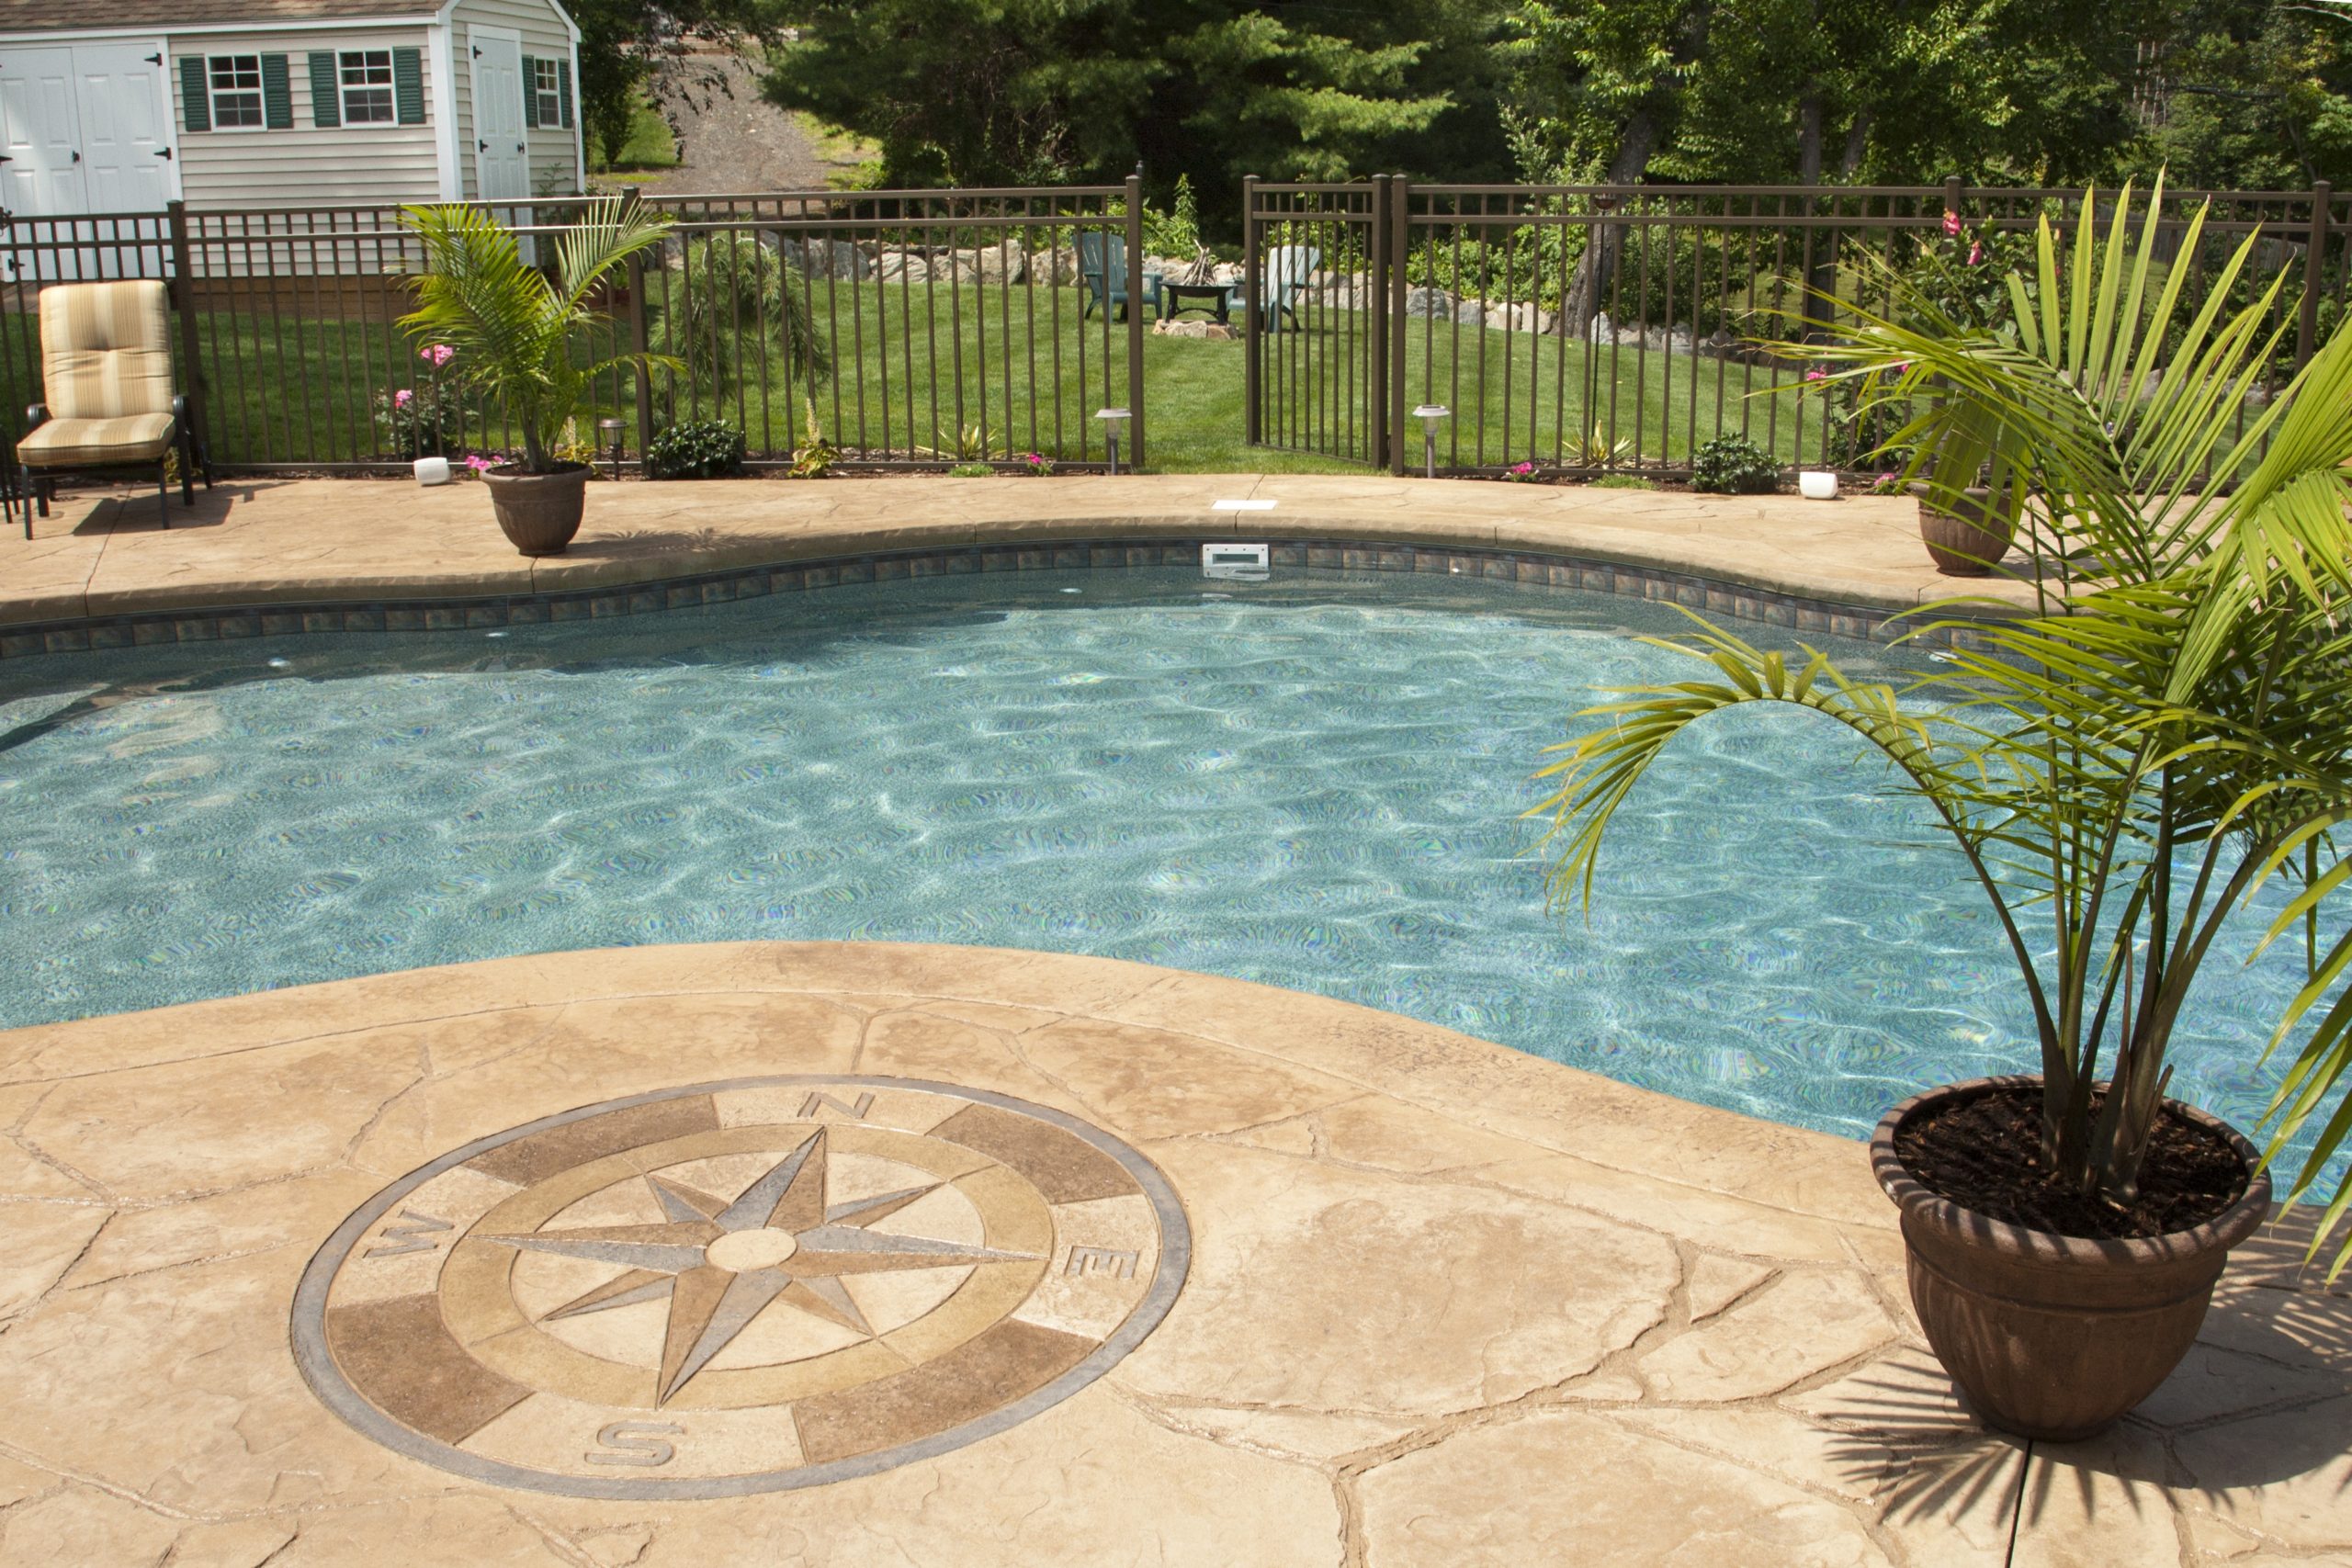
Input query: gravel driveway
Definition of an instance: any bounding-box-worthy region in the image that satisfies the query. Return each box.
[643,48,860,196]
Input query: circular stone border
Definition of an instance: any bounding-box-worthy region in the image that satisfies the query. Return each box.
[289,1073,1193,1501]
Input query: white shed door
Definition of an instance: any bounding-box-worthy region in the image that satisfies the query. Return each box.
[70,43,175,213]
[0,47,85,217]
[469,31,529,204]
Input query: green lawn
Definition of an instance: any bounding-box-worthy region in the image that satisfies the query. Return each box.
[1,280,1817,474]
[591,95,680,175]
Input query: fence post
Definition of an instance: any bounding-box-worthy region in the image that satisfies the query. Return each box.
[1125,173,1147,470]
[622,186,651,460]
[2299,180,2332,370]
[1367,175,1390,469]
[1942,175,1964,228]
[1243,175,1261,448]
[165,200,208,460]
[1389,175,1410,477]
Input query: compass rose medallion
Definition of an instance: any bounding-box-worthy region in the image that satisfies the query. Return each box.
[292,1077,1189,1499]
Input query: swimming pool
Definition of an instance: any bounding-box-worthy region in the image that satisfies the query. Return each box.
[0,566,2312,1151]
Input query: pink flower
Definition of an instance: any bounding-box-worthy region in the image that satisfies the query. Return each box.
[393,388,413,408]
[1942,211,1963,238]
[464,453,501,473]
[1877,471,1897,484]
[421,344,456,367]
[1804,368,1827,382]
[1967,241,1984,266]
[1893,361,1910,373]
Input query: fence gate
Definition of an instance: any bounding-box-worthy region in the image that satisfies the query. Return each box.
[1241,176,1393,467]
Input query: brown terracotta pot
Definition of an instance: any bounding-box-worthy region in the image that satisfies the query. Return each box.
[481,463,589,557]
[1910,484,2017,576]
[1871,1077,2270,1441]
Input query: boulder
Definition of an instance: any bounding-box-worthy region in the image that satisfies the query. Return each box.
[1404,286,1457,319]
[1030,245,1081,285]
[874,248,930,284]
[969,240,1025,284]
[1153,319,1239,340]
[1482,301,1545,334]
[780,238,870,280]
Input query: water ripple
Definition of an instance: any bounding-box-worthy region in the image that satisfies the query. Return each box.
[0,567,2330,1167]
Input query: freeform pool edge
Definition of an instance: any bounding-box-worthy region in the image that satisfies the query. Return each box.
[0,536,2012,659]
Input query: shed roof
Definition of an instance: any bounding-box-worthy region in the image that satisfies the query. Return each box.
[0,0,435,34]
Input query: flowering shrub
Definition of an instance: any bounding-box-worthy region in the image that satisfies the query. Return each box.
[1018,451,1055,476]
[375,375,473,459]
[1504,460,1545,483]
[1904,217,2030,332]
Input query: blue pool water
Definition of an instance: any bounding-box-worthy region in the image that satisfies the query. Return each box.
[0,567,2318,1153]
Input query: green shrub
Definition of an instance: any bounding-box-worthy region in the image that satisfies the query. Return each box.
[1690,435,1781,494]
[947,461,994,477]
[1594,474,1658,490]
[646,419,747,479]
[1142,174,1202,260]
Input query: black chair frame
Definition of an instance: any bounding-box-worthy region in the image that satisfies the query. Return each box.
[17,398,213,539]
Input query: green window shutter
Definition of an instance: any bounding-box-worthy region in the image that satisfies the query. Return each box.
[178,56,210,132]
[557,59,572,130]
[308,51,340,128]
[520,54,539,129]
[392,47,424,125]
[261,53,293,130]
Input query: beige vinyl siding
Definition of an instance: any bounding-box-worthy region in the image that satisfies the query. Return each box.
[167,28,441,209]
[449,0,578,200]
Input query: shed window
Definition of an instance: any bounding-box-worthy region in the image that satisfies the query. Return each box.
[339,51,395,124]
[532,58,562,130]
[208,55,265,129]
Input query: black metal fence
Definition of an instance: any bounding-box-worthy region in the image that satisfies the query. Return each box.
[1244,177,2349,477]
[0,183,1148,473]
[5,177,2343,481]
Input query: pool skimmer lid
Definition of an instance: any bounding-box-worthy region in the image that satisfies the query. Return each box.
[291,1076,1188,1498]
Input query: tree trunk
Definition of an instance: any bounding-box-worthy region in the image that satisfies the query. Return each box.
[1797,91,1824,186]
[1562,1,1714,340]
[1840,112,1871,177]
[1564,114,1661,338]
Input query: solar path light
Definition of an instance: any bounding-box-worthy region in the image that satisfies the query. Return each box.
[1096,408,1132,474]
[1410,404,1450,479]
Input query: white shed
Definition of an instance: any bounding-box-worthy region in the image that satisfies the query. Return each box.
[0,0,584,215]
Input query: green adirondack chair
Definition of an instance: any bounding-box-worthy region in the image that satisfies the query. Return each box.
[1077,233,1163,321]
[1259,244,1319,334]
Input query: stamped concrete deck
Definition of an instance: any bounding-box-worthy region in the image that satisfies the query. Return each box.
[0,473,2045,631]
[0,943,2345,1567]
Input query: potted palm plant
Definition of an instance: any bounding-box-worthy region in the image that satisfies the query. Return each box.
[399,198,677,556]
[1534,185,2352,1440]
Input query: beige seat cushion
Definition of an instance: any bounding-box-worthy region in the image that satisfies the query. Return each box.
[39,280,175,422]
[17,412,175,468]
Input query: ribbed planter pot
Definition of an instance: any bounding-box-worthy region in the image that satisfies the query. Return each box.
[482,464,589,557]
[1870,1076,2270,1442]
[1910,484,2018,576]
